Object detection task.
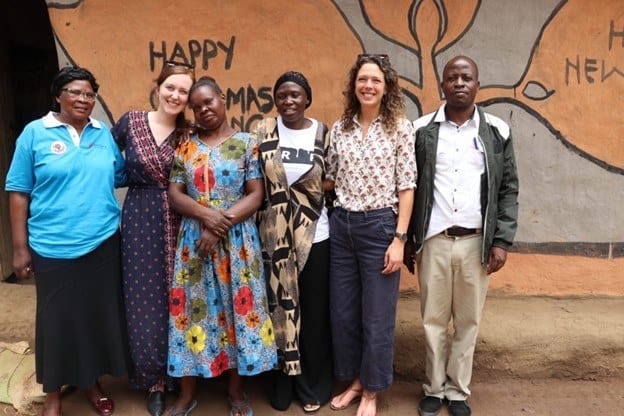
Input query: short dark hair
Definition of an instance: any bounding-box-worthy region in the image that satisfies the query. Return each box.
[50,66,99,112]
[189,75,222,97]
[273,71,312,108]
[442,55,479,80]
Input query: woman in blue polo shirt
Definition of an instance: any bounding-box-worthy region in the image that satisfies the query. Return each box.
[5,66,129,416]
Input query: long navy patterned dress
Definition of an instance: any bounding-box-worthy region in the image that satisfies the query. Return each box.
[112,110,180,389]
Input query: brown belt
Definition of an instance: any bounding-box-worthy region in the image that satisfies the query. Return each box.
[442,226,483,238]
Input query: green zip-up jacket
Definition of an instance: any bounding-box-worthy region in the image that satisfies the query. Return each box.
[409,106,519,264]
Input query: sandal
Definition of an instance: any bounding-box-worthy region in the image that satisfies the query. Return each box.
[303,403,321,414]
[329,388,362,411]
[166,399,197,416]
[228,394,253,416]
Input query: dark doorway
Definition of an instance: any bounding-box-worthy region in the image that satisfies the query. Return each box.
[0,0,58,278]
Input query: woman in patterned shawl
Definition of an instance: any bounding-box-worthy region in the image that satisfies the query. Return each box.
[166,76,277,416]
[256,71,333,413]
[112,61,195,416]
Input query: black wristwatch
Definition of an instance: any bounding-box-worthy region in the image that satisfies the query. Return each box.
[394,231,408,242]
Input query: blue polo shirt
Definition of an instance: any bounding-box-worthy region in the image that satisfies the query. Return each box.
[5,112,127,259]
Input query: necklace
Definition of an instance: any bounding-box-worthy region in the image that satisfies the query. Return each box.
[198,130,233,148]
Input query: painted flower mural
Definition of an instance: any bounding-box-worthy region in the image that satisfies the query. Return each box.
[332,0,624,254]
[46,0,623,257]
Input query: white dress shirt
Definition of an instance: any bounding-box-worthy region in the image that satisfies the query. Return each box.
[425,105,485,240]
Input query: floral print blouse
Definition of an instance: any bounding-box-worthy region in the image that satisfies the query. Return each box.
[326,116,416,212]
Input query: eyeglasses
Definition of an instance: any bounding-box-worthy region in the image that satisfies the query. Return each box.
[164,60,195,70]
[61,88,97,101]
[357,53,390,63]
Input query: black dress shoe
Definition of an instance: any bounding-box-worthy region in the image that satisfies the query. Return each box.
[147,391,165,416]
[448,400,471,416]
[418,395,444,416]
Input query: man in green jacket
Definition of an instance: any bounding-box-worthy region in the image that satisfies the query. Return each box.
[406,56,519,416]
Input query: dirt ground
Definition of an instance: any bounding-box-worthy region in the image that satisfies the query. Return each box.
[2,376,624,416]
[1,280,623,415]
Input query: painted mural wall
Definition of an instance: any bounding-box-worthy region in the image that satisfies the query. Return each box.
[45,0,624,295]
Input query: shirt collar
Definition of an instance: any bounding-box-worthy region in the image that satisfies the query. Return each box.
[353,114,382,126]
[434,103,480,130]
[42,111,102,129]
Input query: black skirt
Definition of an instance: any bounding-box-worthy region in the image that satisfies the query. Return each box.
[32,231,129,392]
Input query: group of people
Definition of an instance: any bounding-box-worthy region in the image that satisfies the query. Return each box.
[5,53,518,416]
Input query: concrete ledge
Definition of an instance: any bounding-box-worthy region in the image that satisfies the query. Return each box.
[394,291,624,381]
[2,282,623,381]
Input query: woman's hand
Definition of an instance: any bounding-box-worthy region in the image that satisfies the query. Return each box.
[169,182,233,237]
[13,248,34,279]
[201,208,233,238]
[9,192,33,279]
[195,227,221,258]
[382,239,404,275]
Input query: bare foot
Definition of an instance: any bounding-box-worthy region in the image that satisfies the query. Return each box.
[228,391,252,416]
[84,382,106,404]
[40,404,62,416]
[41,391,62,416]
[329,381,363,410]
[355,390,377,416]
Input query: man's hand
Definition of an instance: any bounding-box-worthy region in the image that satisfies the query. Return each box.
[403,237,416,274]
[486,246,508,275]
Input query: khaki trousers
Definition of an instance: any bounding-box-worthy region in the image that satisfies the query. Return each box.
[417,233,489,400]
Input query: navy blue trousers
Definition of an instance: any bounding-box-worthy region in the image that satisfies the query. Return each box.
[329,207,400,392]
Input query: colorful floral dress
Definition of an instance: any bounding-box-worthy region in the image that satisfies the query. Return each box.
[167,132,277,378]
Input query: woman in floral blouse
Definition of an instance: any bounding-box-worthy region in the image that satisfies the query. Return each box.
[325,54,416,416]
[166,76,277,416]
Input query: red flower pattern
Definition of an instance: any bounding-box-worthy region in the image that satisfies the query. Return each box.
[169,288,186,316]
[233,286,253,316]
[193,164,215,193]
[210,350,230,376]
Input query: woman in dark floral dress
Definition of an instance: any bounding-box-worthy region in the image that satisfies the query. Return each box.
[112,61,194,416]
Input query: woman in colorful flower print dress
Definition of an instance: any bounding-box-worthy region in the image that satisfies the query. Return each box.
[166,76,277,416]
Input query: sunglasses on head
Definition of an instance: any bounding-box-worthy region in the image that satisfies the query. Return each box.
[163,60,195,70]
[357,53,390,63]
